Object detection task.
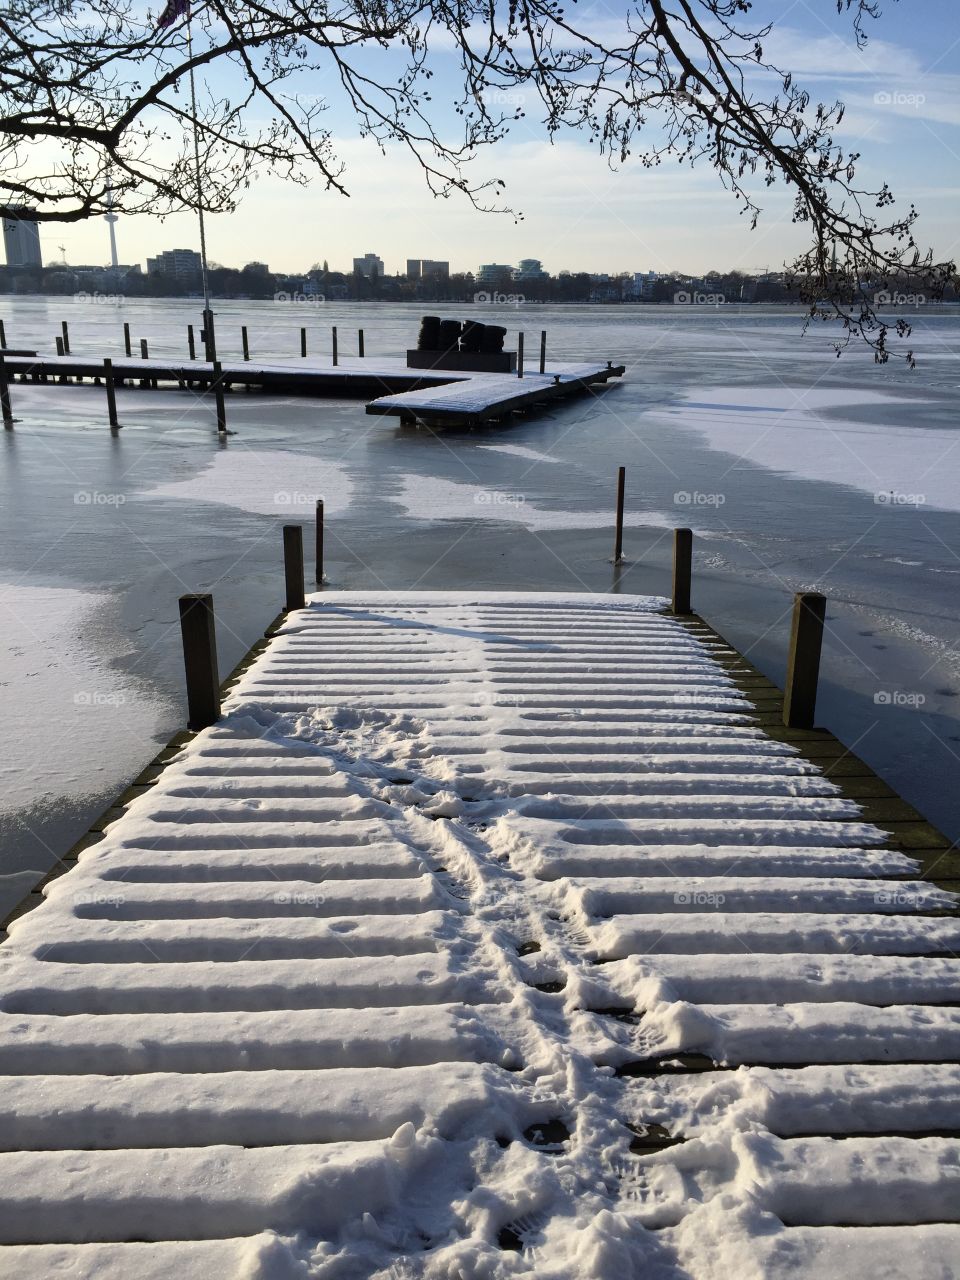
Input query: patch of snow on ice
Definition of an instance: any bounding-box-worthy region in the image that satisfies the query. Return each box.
[144,450,353,517]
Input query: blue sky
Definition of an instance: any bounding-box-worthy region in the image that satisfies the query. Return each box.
[52,0,960,277]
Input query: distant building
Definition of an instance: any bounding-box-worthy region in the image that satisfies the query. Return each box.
[353,252,385,278]
[477,263,514,285]
[515,258,547,279]
[2,206,42,268]
[633,270,659,299]
[406,258,422,280]
[147,248,202,281]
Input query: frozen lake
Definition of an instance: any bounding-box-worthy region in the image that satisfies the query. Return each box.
[1,296,959,916]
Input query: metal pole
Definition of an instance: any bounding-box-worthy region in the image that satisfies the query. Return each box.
[539,330,546,375]
[358,329,364,358]
[332,326,338,367]
[517,332,524,378]
[283,525,306,611]
[315,499,324,585]
[104,358,119,428]
[613,466,626,562]
[672,528,693,614]
[178,593,221,730]
[783,592,827,729]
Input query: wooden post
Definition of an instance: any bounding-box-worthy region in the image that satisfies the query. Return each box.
[358,329,364,358]
[212,360,227,434]
[283,525,306,611]
[178,593,221,730]
[202,307,217,362]
[187,325,196,360]
[672,528,693,614]
[0,319,6,349]
[613,466,626,562]
[539,330,546,375]
[123,322,132,357]
[140,338,149,360]
[517,331,524,379]
[61,320,71,355]
[104,358,119,428]
[783,591,826,729]
[0,358,13,429]
[241,325,250,361]
[55,336,65,357]
[315,499,324,585]
[332,326,338,367]
[300,326,307,358]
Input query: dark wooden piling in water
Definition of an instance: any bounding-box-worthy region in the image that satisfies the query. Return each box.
[358,329,364,358]
[0,319,6,349]
[517,332,524,379]
[61,321,71,356]
[0,358,13,428]
[613,466,626,563]
[202,308,217,363]
[187,325,196,361]
[283,525,305,611]
[242,326,250,362]
[783,591,826,729]
[672,528,693,614]
[55,336,65,357]
[315,500,324,585]
[178,594,221,730]
[212,360,227,434]
[332,327,338,367]
[104,358,119,429]
[539,330,546,375]
[300,327,307,358]
[123,323,132,357]
[140,338,149,360]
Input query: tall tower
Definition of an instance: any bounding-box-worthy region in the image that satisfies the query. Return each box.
[104,183,119,271]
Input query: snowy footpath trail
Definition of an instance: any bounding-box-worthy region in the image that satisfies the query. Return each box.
[0,591,958,1279]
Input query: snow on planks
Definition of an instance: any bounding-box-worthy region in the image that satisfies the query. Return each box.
[0,591,957,1279]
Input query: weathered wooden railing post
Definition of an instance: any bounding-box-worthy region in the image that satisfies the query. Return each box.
[0,358,14,429]
[123,322,132,357]
[315,499,324,585]
[212,360,227,435]
[517,332,524,378]
[539,330,546,375]
[672,528,693,614]
[178,593,221,730]
[283,525,306,611]
[613,466,626,562]
[187,325,196,360]
[783,591,826,729]
[332,326,338,367]
[103,358,119,428]
[358,329,364,358]
[241,326,250,362]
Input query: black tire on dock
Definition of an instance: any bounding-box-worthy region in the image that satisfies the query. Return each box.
[418,316,442,350]
[479,325,507,353]
[437,319,463,352]
[461,321,485,353]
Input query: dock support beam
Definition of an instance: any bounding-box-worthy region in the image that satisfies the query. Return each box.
[315,500,324,585]
[212,361,227,435]
[188,325,196,360]
[517,332,524,379]
[613,466,626,563]
[672,528,693,614]
[123,323,132,357]
[0,358,14,428]
[283,525,306,612]
[539,330,546,375]
[61,321,71,356]
[56,336,65,357]
[358,329,364,359]
[104,359,119,429]
[202,308,217,363]
[178,594,221,730]
[242,326,250,362]
[140,338,149,360]
[0,319,6,349]
[784,591,826,729]
[300,327,307,358]
[332,326,338,367]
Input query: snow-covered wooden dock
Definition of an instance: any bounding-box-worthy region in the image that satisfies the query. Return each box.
[1,591,957,1278]
[0,353,625,427]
